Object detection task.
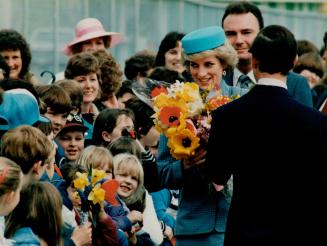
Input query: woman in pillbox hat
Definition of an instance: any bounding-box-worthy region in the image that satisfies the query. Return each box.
[156,26,243,245]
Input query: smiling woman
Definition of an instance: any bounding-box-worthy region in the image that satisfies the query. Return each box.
[0,29,38,84]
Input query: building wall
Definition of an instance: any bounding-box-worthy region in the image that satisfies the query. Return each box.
[0,0,326,83]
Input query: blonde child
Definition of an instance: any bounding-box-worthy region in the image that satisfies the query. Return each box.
[74,146,129,246]
[113,153,163,245]
[60,162,119,246]
[75,145,113,180]
[0,157,23,246]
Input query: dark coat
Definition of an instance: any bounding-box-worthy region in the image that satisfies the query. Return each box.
[223,71,313,107]
[206,85,327,245]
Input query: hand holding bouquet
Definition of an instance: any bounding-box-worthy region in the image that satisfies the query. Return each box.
[153,81,233,160]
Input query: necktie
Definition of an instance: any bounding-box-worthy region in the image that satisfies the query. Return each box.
[238,74,254,89]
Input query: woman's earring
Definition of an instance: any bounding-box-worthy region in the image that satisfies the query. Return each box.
[223,70,226,76]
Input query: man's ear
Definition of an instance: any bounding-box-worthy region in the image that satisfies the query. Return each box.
[102,131,111,142]
[32,160,43,175]
[252,56,259,70]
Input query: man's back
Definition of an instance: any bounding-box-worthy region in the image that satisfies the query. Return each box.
[223,70,313,107]
[211,11,324,243]
[207,85,327,245]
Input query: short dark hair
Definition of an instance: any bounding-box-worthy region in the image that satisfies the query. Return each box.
[222,1,264,30]
[0,29,32,79]
[149,66,186,84]
[60,162,87,187]
[249,25,297,75]
[125,50,156,80]
[92,108,135,146]
[35,84,72,114]
[293,52,324,78]
[108,136,142,159]
[116,80,135,99]
[124,98,155,136]
[155,31,184,67]
[296,40,319,56]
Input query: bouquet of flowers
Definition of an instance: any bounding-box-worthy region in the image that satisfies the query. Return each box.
[73,166,119,225]
[153,81,234,160]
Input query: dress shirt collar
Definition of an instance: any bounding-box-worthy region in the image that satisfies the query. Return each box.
[257,78,288,89]
[233,68,256,86]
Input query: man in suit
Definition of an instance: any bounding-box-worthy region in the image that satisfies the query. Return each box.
[221,1,313,107]
[205,25,327,245]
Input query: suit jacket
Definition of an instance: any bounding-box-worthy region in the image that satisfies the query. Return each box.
[206,85,327,245]
[224,70,313,107]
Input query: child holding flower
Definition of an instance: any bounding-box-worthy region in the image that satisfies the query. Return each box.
[60,161,119,246]
[75,145,114,180]
[113,153,163,245]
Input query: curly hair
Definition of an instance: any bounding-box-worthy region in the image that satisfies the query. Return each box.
[92,50,123,100]
[0,29,32,80]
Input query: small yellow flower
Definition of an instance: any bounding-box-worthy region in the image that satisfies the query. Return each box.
[179,83,202,103]
[88,184,105,206]
[167,128,200,160]
[91,169,106,185]
[73,172,89,191]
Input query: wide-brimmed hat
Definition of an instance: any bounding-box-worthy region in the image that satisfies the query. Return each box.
[182,26,226,55]
[63,18,123,56]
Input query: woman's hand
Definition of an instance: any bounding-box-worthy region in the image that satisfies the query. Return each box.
[164,225,174,240]
[183,147,206,169]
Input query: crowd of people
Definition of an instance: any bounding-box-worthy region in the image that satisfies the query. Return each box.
[0,1,327,245]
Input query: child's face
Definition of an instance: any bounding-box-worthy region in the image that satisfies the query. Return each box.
[97,162,113,180]
[74,73,100,104]
[44,108,68,137]
[0,172,23,216]
[44,145,56,179]
[115,172,138,198]
[109,115,134,142]
[57,131,85,161]
[67,186,81,208]
[141,126,160,150]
